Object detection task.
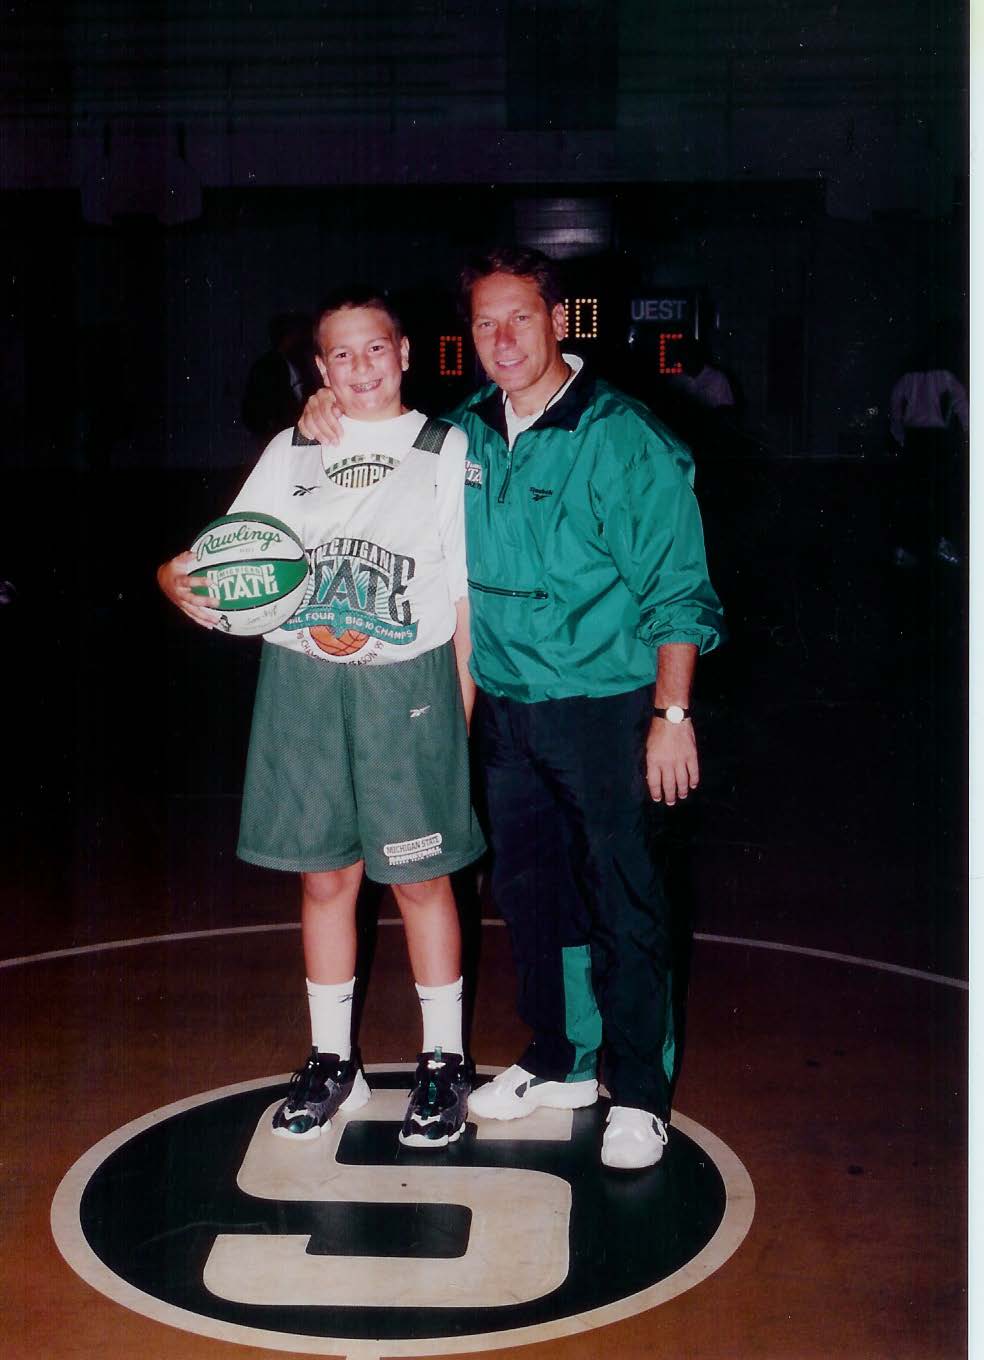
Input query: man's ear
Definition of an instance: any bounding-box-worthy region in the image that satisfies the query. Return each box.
[400,335,410,372]
[315,354,329,385]
[551,302,568,341]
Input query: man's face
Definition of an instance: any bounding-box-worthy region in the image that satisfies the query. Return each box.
[315,306,409,421]
[469,272,568,414]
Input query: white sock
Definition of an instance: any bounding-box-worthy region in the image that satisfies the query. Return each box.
[415,977,463,1057]
[306,977,355,1060]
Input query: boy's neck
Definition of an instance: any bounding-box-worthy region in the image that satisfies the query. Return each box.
[339,401,410,423]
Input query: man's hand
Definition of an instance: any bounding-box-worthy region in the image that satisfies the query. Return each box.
[298,386,343,445]
[157,552,221,628]
[646,718,699,805]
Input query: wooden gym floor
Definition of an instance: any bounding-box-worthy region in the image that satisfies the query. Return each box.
[0,461,967,1358]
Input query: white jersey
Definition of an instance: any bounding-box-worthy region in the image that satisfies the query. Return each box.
[229,409,468,666]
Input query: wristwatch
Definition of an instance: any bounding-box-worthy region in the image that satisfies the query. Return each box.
[652,705,691,724]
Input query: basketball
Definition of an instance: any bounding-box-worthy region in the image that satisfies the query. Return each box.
[310,625,370,657]
[188,512,309,636]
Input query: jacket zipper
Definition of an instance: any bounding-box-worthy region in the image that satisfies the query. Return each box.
[468,581,548,600]
[497,447,512,504]
[483,436,543,595]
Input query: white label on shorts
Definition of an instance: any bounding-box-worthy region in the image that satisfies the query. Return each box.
[384,832,443,865]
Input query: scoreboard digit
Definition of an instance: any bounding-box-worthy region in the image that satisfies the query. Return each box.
[658,332,685,375]
[630,293,700,374]
[439,334,463,378]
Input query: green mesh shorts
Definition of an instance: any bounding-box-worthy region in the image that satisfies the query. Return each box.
[237,642,486,883]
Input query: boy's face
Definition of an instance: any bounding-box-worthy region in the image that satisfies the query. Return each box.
[315,306,409,421]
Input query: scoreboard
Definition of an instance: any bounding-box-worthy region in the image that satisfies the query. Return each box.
[432,289,702,386]
[627,294,700,375]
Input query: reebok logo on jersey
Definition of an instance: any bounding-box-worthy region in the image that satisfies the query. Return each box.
[530,487,553,501]
[292,484,318,496]
[410,705,431,719]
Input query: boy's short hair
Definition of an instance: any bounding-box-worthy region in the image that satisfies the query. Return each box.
[458,246,566,317]
[313,286,404,354]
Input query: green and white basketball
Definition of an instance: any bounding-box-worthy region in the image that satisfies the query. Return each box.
[188,513,309,636]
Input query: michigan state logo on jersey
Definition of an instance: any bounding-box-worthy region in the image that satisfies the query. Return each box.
[52,1066,754,1357]
[283,537,419,660]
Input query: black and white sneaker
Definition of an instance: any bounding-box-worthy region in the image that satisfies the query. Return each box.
[399,1048,473,1148]
[272,1048,370,1140]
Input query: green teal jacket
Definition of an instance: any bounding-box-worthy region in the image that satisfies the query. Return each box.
[449,366,725,702]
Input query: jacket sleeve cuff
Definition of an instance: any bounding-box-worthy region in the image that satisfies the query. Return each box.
[638,614,727,655]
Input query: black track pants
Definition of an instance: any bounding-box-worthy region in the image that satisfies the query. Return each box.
[475,686,674,1119]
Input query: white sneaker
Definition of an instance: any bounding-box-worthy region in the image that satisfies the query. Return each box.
[468,1064,598,1121]
[601,1106,669,1169]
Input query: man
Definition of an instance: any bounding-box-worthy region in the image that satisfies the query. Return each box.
[301,247,724,1169]
[888,354,968,567]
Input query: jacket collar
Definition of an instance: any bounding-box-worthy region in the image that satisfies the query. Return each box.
[472,357,596,440]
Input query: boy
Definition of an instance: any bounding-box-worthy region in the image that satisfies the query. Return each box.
[158,287,485,1148]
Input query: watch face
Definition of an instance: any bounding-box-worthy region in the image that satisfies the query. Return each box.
[666,705,685,724]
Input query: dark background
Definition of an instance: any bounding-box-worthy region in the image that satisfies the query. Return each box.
[0,2,968,979]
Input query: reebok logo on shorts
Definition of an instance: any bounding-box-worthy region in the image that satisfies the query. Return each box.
[410,705,431,719]
[384,832,443,866]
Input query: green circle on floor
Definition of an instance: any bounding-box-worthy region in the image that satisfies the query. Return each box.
[52,1066,754,1356]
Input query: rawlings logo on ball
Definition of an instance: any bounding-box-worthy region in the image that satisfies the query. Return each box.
[194,523,287,559]
[188,513,310,637]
